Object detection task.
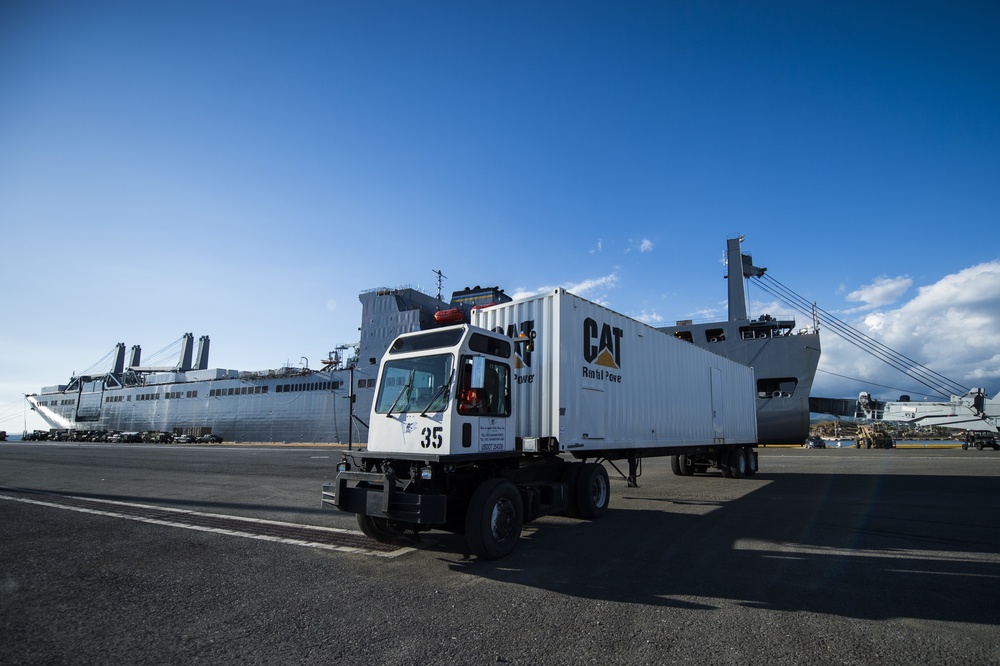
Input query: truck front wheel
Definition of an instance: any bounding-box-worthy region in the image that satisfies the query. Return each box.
[466,479,524,560]
[357,514,408,542]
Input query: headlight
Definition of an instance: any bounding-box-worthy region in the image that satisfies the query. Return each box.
[419,466,434,480]
[336,460,350,472]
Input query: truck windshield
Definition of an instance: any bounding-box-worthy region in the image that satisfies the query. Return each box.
[375,354,454,415]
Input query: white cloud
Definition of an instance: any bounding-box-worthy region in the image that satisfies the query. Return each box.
[845,275,912,310]
[512,272,619,303]
[633,310,663,324]
[588,240,603,255]
[640,239,653,253]
[814,261,1000,401]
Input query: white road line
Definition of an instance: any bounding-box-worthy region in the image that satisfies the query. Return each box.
[0,492,415,558]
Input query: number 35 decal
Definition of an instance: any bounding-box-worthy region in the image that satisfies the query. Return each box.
[420,426,443,448]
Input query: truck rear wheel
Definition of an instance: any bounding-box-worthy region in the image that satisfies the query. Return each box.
[466,478,523,560]
[576,463,610,519]
[357,514,407,542]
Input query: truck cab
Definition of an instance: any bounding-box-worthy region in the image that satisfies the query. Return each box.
[367,325,514,456]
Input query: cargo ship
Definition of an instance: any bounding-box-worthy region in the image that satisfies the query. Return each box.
[26,285,510,444]
[26,237,820,445]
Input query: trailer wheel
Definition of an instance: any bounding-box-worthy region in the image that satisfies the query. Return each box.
[576,463,610,519]
[745,448,758,476]
[357,514,407,543]
[670,455,694,476]
[728,448,747,479]
[719,453,733,478]
[466,479,523,560]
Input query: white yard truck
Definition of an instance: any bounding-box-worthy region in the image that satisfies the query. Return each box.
[323,289,758,558]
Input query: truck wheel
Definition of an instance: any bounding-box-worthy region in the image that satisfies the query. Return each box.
[670,455,694,476]
[576,463,610,519]
[728,448,747,479]
[561,463,582,518]
[466,479,523,560]
[745,448,758,476]
[976,442,984,451]
[962,442,969,450]
[357,514,407,543]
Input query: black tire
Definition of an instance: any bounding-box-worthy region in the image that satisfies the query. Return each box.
[561,463,582,517]
[466,478,523,560]
[976,442,984,451]
[719,452,733,478]
[962,442,969,450]
[356,514,407,543]
[729,447,747,479]
[575,462,610,519]
[745,448,758,476]
[670,454,694,476]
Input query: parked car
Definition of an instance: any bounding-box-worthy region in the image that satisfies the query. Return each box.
[174,434,194,444]
[195,434,223,443]
[805,435,826,449]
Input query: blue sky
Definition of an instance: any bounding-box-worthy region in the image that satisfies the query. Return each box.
[2,1,998,433]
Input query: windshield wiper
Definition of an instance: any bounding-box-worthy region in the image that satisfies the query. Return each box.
[385,370,415,418]
[421,369,454,417]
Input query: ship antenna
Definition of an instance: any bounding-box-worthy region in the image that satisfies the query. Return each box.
[432,269,447,301]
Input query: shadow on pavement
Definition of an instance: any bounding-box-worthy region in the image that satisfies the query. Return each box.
[447,471,1000,624]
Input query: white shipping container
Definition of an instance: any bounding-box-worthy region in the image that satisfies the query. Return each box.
[472,289,757,454]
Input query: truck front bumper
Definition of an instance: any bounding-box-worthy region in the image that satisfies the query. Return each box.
[322,470,447,525]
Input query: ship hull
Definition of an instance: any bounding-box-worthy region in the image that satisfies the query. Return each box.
[28,371,376,444]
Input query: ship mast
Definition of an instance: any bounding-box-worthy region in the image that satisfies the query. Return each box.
[726,235,766,322]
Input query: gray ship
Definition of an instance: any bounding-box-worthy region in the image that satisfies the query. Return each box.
[657,236,821,444]
[27,285,509,444]
[27,237,820,445]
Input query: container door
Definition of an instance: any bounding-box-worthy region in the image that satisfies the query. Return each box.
[581,387,606,439]
[711,367,723,439]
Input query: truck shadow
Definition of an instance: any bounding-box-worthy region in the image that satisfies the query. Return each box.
[445,471,1000,624]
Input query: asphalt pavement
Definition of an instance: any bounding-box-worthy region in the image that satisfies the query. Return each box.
[1,444,998,665]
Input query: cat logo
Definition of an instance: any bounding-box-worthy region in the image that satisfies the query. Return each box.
[583,317,623,369]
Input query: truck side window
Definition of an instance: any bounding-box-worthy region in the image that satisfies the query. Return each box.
[458,356,511,417]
